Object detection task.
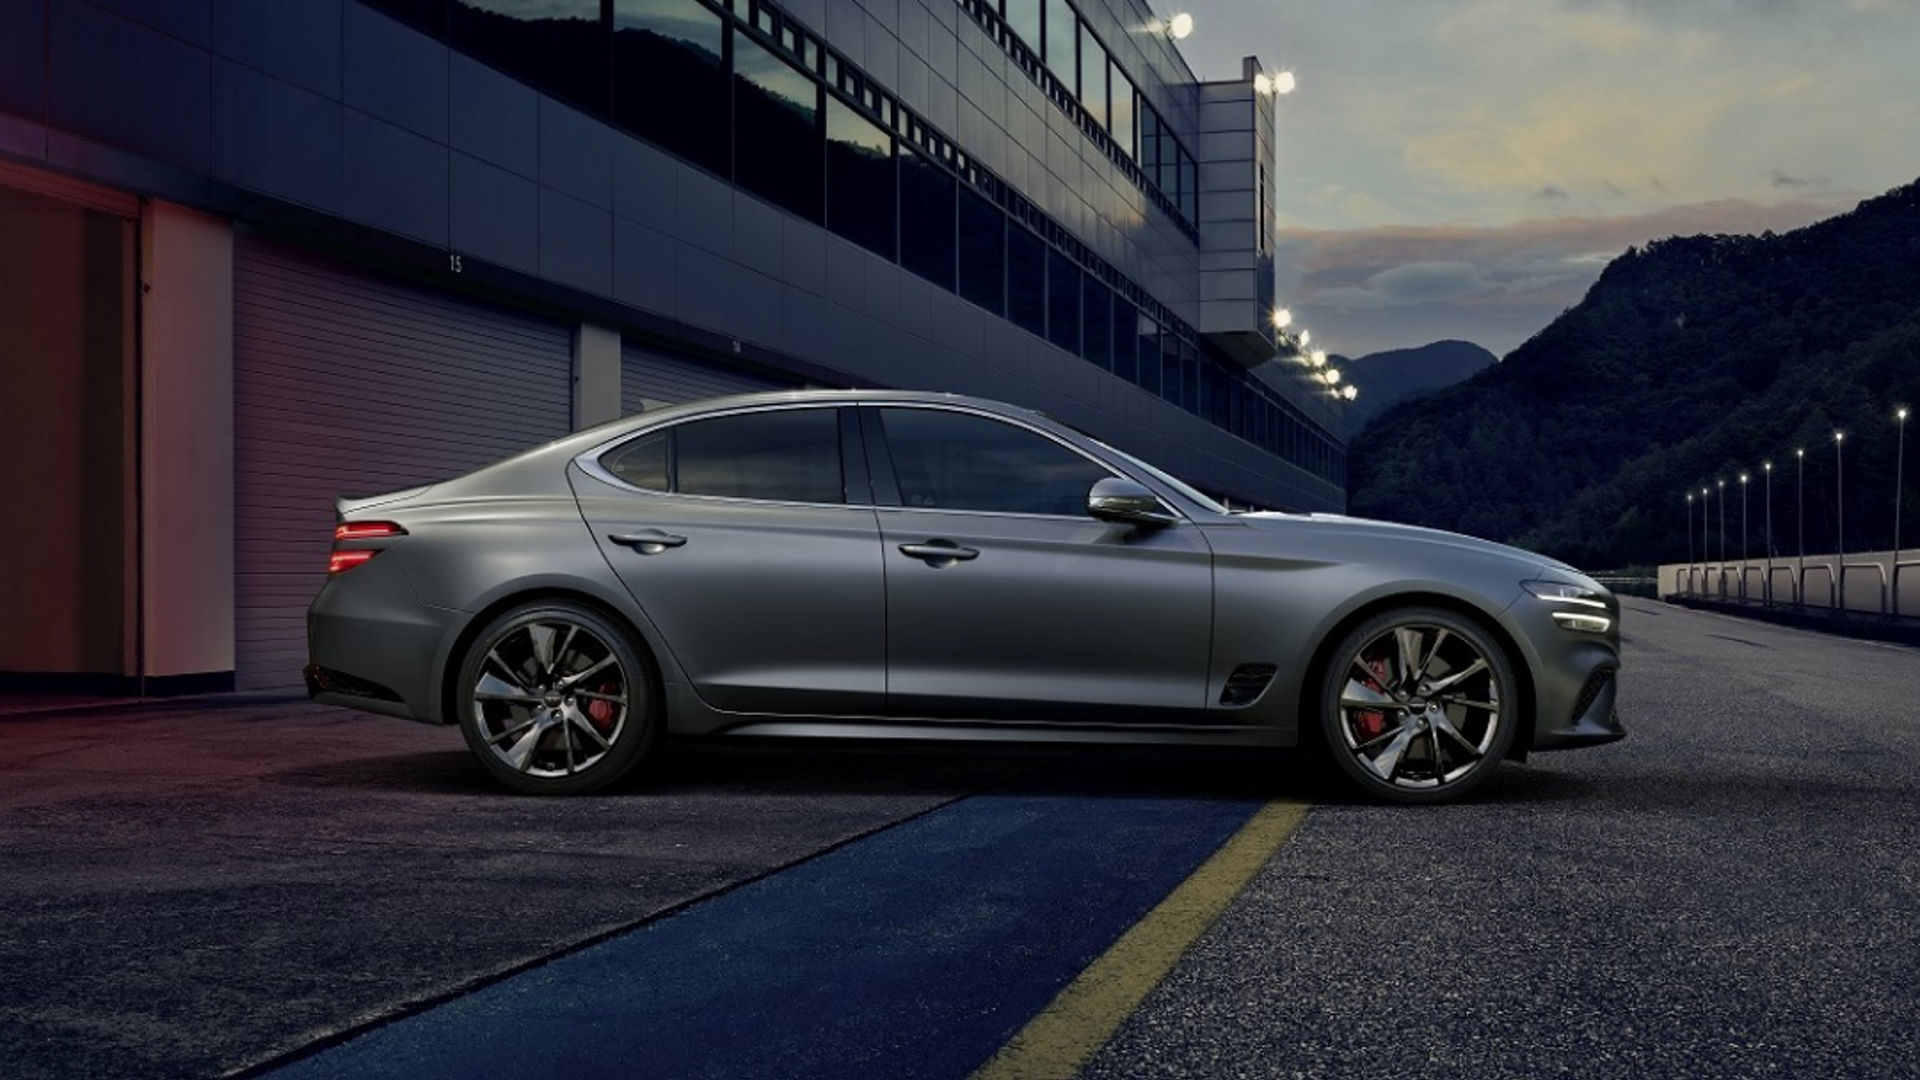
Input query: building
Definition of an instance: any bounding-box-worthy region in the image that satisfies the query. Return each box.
[0,0,1349,696]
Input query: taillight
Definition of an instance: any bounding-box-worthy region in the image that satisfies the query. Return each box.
[329,520,407,574]
[335,521,406,541]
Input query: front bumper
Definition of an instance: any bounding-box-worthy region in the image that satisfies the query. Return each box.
[1505,596,1627,753]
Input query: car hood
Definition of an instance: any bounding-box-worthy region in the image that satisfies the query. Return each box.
[1236,511,1580,576]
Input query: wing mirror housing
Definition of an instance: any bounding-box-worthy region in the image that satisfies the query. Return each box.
[1087,477,1178,527]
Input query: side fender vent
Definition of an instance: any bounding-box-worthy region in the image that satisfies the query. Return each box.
[1219,663,1278,707]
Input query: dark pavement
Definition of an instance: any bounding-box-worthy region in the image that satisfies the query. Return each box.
[0,701,1060,1079]
[6,598,1917,1079]
[1085,598,1920,1079]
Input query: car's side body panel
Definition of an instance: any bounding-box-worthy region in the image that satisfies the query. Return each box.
[877,508,1215,723]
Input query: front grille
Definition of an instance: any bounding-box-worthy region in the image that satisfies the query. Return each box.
[1571,667,1616,724]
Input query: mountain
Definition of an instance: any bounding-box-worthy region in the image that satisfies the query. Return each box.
[1346,178,1920,570]
[1337,340,1497,434]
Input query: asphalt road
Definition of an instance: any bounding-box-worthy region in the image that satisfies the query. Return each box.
[1085,597,1920,1079]
[5,597,1917,1079]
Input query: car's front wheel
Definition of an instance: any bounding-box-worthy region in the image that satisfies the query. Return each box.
[1318,607,1518,804]
[455,600,658,795]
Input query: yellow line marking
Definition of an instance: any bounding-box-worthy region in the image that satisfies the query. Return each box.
[970,800,1310,1080]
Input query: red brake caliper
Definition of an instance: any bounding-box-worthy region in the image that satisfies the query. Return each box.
[1354,657,1391,741]
[586,682,619,732]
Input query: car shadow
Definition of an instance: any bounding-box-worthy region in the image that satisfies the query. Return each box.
[266,739,1402,805]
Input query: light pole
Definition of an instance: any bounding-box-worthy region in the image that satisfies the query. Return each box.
[1796,448,1805,604]
[1739,473,1750,601]
[1763,462,1773,604]
[1898,406,1909,557]
[1686,493,1695,593]
[1717,478,1727,597]
[1835,431,1846,559]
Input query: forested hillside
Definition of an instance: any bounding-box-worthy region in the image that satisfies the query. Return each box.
[1347,178,1920,569]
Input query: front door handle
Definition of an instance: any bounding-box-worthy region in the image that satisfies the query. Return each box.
[609,529,687,554]
[898,540,979,565]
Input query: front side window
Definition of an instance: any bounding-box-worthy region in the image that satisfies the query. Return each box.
[600,409,842,503]
[878,408,1112,517]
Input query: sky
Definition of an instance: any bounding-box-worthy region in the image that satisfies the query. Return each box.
[1174,0,1920,358]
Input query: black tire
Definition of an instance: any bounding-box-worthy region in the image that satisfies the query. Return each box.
[1317,606,1518,805]
[455,600,659,795]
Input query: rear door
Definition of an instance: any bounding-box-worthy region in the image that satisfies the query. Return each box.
[866,405,1215,723]
[572,405,885,715]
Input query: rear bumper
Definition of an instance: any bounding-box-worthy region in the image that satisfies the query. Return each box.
[305,553,460,724]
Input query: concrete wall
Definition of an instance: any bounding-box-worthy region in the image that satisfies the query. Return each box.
[1660,549,1920,618]
[141,201,236,680]
[0,183,134,674]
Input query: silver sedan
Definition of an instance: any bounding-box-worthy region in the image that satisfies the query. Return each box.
[306,390,1623,803]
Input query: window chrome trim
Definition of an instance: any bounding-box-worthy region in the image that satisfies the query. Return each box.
[573,398,1190,523]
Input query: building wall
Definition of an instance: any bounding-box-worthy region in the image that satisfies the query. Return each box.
[0,0,1345,512]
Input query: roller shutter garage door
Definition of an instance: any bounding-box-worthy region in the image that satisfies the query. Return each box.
[233,238,573,691]
[620,338,795,415]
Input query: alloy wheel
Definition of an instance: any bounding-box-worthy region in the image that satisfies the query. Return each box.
[1334,621,1504,792]
[469,619,631,780]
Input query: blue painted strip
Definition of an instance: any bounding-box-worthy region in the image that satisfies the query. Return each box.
[268,779,1262,1080]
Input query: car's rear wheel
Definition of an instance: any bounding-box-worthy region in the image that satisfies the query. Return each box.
[1318,607,1517,804]
[455,600,658,795]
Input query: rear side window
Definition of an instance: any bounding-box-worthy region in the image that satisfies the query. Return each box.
[598,408,844,503]
[877,407,1112,516]
[601,431,668,490]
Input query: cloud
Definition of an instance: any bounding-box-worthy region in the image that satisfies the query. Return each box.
[1769,169,1831,188]
[1274,194,1854,357]
[1535,186,1572,200]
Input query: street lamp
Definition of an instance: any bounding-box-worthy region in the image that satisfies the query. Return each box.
[1686,493,1695,593]
[1717,479,1727,597]
[1763,462,1773,604]
[1898,406,1910,556]
[1701,487,1711,597]
[1796,448,1805,603]
[1739,472,1750,601]
[1835,431,1846,561]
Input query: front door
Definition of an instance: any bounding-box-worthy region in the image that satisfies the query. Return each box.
[573,405,885,715]
[866,406,1214,723]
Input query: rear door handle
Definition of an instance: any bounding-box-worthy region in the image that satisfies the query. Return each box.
[609,529,687,554]
[898,540,979,564]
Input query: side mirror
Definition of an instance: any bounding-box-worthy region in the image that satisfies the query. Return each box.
[1088,477,1177,527]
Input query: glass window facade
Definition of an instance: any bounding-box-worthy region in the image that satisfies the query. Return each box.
[1006,226,1046,339]
[733,33,821,221]
[614,0,729,175]
[825,96,895,259]
[450,1,607,115]
[1081,276,1110,369]
[1109,64,1135,159]
[900,146,957,290]
[1045,247,1079,355]
[1078,25,1107,129]
[1004,0,1041,52]
[957,188,1005,315]
[1044,0,1076,88]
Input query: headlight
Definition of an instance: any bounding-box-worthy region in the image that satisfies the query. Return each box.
[1522,579,1612,633]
